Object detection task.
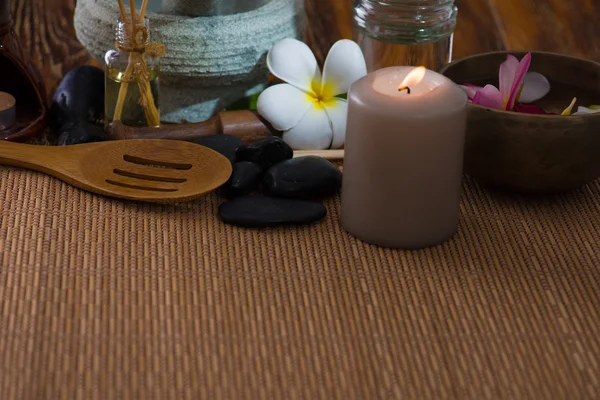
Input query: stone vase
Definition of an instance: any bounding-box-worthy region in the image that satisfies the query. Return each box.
[75,0,304,123]
[160,0,272,16]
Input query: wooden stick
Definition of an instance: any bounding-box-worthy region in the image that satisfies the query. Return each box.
[140,0,160,125]
[293,150,345,160]
[139,79,160,125]
[113,62,133,122]
[129,0,136,27]
[117,0,128,22]
[105,110,277,143]
[113,0,137,122]
[139,0,149,21]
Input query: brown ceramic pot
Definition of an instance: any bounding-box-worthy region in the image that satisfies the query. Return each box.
[0,0,48,141]
[440,51,600,193]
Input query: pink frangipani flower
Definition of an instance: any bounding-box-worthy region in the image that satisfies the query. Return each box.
[471,84,504,110]
[460,53,550,111]
[501,53,531,110]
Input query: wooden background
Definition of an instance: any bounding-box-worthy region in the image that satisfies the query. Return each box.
[10,0,600,96]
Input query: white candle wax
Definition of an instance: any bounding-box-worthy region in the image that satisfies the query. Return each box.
[0,91,16,130]
[341,67,468,249]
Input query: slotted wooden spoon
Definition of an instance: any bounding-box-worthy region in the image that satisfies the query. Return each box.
[0,139,232,202]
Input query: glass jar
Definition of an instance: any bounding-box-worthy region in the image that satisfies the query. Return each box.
[104,18,161,127]
[159,0,272,16]
[353,0,457,72]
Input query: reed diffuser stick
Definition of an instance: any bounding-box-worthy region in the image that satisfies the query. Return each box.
[136,0,160,125]
[128,0,136,26]
[117,0,128,23]
[139,0,149,20]
[113,0,160,126]
[113,0,133,122]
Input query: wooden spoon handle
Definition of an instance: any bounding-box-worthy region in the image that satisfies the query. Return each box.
[0,140,68,175]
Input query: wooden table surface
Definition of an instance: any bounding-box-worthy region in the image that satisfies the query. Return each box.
[10,0,600,97]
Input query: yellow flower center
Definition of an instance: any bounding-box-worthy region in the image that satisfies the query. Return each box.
[308,79,336,110]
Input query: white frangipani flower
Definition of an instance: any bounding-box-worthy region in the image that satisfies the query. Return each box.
[257,38,367,150]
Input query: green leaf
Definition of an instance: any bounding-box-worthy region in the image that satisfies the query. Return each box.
[224,92,261,111]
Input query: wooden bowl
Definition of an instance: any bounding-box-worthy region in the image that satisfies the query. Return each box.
[440,51,600,193]
[0,22,48,142]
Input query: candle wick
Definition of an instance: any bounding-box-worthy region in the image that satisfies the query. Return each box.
[398,86,411,94]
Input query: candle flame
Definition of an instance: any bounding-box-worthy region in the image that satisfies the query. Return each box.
[398,66,427,92]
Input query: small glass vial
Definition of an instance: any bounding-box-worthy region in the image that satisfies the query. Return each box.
[354,0,457,72]
[105,19,161,127]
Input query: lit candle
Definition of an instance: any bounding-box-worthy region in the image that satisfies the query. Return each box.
[0,91,16,130]
[341,66,468,249]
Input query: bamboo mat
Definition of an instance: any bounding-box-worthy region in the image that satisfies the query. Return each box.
[0,167,599,399]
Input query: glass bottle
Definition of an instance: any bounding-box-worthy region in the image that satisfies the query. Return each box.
[353,0,457,72]
[104,18,161,127]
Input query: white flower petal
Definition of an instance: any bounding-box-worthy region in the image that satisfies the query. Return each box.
[520,72,551,103]
[267,38,321,95]
[256,84,312,131]
[323,99,347,149]
[573,106,600,115]
[321,40,367,97]
[282,105,333,150]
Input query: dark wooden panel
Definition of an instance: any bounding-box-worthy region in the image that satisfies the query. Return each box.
[453,0,505,58]
[489,0,600,61]
[10,0,93,95]
[9,0,600,96]
[304,0,353,64]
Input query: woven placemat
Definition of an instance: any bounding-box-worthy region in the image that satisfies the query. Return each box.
[0,167,598,399]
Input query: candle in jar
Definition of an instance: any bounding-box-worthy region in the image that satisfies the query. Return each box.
[341,66,468,249]
[0,91,16,130]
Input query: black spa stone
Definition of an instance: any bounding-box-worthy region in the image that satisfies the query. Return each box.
[222,161,263,198]
[219,196,327,228]
[193,134,243,164]
[236,137,293,169]
[57,119,106,145]
[51,65,105,128]
[263,156,343,200]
